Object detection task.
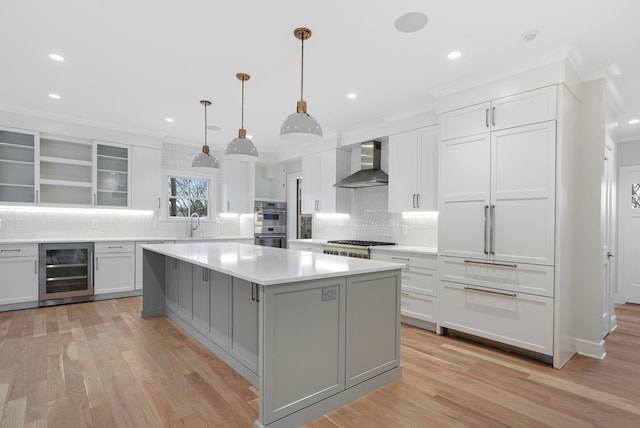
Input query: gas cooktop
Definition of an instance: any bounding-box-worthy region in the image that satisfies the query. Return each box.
[325,240,396,247]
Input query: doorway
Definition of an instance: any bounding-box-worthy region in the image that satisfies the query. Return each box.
[618,165,640,304]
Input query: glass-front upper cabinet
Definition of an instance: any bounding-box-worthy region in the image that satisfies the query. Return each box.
[0,126,39,204]
[93,142,130,207]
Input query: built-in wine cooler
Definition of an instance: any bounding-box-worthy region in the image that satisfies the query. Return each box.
[39,242,94,306]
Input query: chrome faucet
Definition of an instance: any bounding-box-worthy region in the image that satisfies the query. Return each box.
[190,213,200,237]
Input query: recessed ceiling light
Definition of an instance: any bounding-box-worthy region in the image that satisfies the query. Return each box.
[347,93,357,99]
[49,93,61,99]
[448,51,461,60]
[165,117,174,123]
[395,12,428,33]
[629,119,640,125]
[49,53,64,62]
[521,29,540,42]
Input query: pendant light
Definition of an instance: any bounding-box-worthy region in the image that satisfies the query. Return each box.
[225,73,259,160]
[192,100,220,168]
[280,27,323,142]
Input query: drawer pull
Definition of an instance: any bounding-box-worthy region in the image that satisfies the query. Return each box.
[1,249,21,253]
[463,286,516,298]
[401,292,411,296]
[108,246,124,249]
[392,256,410,261]
[463,259,517,269]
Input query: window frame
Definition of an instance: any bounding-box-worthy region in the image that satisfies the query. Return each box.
[163,170,217,220]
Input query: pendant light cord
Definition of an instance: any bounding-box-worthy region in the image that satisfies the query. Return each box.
[241,78,245,129]
[204,103,208,147]
[300,35,305,102]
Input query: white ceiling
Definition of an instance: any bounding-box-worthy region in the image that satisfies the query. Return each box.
[2,0,640,157]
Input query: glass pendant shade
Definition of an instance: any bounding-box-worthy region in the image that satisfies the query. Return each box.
[280,27,323,142]
[226,73,258,160]
[192,99,220,168]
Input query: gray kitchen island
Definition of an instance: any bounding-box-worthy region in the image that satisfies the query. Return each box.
[141,242,402,428]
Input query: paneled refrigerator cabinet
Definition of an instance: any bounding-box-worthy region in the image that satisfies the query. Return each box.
[438,83,579,368]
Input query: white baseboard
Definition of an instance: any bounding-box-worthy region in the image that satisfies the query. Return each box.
[575,338,606,360]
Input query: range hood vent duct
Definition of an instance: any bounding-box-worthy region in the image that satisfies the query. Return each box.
[334,141,388,188]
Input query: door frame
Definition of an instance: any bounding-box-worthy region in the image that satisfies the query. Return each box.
[617,165,640,304]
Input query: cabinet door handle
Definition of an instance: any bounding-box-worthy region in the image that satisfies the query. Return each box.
[158,197,161,209]
[251,283,255,301]
[490,205,496,255]
[491,106,496,127]
[94,193,97,206]
[392,256,410,261]
[227,201,230,212]
[255,284,260,303]
[108,246,123,249]
[36,190,39,204]
[464,259,518,269]
[0,249,21,253]
[34,260,38,274]
[483,205,489,255]
[95,257,99,270]
[464,285,516,298]
[485,108,490,128]
[416,193,420,209]
[412,194,416,209]
[203,268,208,282]
[401,292,411,296]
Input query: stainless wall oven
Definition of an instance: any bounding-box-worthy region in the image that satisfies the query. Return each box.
[254,200,287,248]
[39,242,94,306]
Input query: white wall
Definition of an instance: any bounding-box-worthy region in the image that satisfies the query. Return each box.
[618,139,640,166]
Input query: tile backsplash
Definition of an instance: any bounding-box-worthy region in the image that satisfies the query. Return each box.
[313,186,438,247]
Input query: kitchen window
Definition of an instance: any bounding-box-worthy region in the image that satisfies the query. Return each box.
[167,176,210,218]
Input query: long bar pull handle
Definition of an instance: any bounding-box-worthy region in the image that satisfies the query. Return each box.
[464,259,518,269]
[158,197,161,209]
[36,190,39,204]
[391,256,410,261]
[256,284,259,303]
[108,246,123,249]
[483,205,489,255]
[0,249,21,253]
[464,285,516,298]
[491,107,496,127]
[485,108,489,128]
[412,194,416,208]
[34,260,38,274]
[251,283,255,301]
[95,257,99,270]
[490,205,496,255]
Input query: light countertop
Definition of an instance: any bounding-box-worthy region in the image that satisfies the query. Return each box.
[0,236,253,245]
[142,242,403,286]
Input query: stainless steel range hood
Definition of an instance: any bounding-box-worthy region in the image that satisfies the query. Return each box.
[334,141,388,188]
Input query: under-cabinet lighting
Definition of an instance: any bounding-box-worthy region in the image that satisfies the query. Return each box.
[315,213,350,219]
[219,213,239,218]
[401,211,438,219]
[629,119,640,125]
[0,206,154,216]
[240,213,254,219]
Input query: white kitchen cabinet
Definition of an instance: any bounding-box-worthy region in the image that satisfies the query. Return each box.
[131,146,161,211]
[439,86,557,141]
[39,137,93,205]
[388,126,438,212]
[301,149,350,214]
[230,278,258,373]
[93,142,130,207]
[440,281,554,356]
[370,249,438,329]
[0,126,39,204]
[440,121,556,265]
[0,244,39,307]
[94,242,135,295]
[222,159,254,213]
[165,256,179,311]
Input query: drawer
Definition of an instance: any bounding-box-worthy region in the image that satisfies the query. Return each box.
[95,241,135,254]
[402,267,437,296]
[371,250,437,270]
[440,281,553,356]
[0,244,38,258]
[401,292,437,324]
[439,256,554,297]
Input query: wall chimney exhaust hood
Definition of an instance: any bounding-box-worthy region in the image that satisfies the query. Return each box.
[334,141,388,188]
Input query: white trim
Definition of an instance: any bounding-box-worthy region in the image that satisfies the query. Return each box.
[575,338,606,360]
[163,170,217,220]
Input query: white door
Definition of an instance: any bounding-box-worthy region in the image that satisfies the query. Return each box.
[388,129,419,212]
[301,152,321,214]
[619,166,640,303]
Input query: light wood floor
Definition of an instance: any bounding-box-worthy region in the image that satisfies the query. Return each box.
[1,298,639,427]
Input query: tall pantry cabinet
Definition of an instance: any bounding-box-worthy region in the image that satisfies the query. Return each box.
[437,81,580,368]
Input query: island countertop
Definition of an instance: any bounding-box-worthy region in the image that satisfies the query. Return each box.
[142,242,403,286]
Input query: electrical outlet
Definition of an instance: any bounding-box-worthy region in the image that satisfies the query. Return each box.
[322,286,338,301]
